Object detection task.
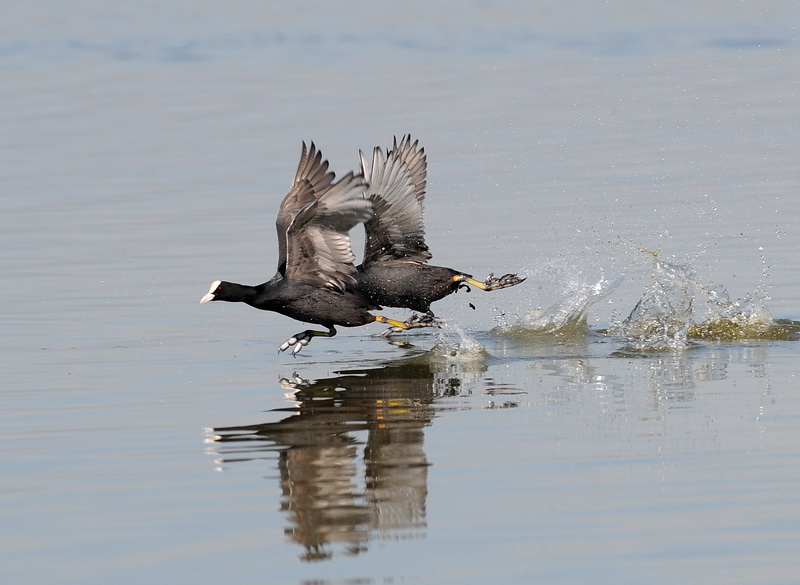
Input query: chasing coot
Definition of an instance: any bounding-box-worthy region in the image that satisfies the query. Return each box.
[354,135,526,326]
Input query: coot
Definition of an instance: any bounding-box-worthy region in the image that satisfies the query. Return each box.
[200,142,418,355]
[354,135,525,326]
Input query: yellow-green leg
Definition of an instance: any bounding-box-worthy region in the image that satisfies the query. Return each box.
[376,314,441,337]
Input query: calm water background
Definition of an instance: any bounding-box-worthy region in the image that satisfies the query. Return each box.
[3,2,800,584]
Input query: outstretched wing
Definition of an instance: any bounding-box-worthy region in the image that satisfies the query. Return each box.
[360,134,431,267]
[274,142,337,275]
[392,134,427,206]
[285,170,372,290]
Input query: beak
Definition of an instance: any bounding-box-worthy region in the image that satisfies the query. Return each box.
[199,292,215,304]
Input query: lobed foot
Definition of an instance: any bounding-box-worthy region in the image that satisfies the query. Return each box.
[378,312,442,337]
[278,326,336,356]
[481,272,527,291]
[405,312,442,329]
[278,331,313,356]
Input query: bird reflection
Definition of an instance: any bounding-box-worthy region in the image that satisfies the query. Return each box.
[211,360,467,561]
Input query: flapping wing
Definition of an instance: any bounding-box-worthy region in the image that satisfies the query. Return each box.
[275,142,337,275]
[392,134,427,206]
[285,171,372,290]
[360,134,431,267]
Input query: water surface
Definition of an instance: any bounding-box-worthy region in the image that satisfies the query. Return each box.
[2,2,800,584]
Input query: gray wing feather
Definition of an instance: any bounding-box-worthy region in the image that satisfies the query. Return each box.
[361,134,431,266]
[275,142,336,274]
[285,170,372,290]
[392,134,427,205]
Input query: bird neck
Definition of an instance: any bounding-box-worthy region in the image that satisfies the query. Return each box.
[219,282,260,304]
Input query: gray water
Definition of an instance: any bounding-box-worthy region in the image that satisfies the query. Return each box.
[3,2,800,584]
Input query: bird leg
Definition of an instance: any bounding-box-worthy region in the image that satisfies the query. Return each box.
[278,326,337,356]
[376,313,441,337]
[454,272,527,291]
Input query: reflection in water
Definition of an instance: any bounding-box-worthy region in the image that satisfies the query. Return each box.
[205,323,786,564]
[210,360,478,561]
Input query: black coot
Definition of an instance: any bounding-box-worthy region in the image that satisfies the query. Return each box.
[201,142,416,355]
[354,135,525,327]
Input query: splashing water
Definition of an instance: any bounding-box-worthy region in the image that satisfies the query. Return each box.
[611,256,694,351]
[430,320,490,360]
[497,272,623,339]
[611,251,799,350]
[689,284,799,341]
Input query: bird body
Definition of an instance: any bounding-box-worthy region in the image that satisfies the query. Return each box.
[202,278,379,328]
[355,260,463,314]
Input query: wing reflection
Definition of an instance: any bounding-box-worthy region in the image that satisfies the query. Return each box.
[211,361,458,561]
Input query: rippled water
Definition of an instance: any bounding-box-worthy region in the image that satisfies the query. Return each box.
[3,2,800,584]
